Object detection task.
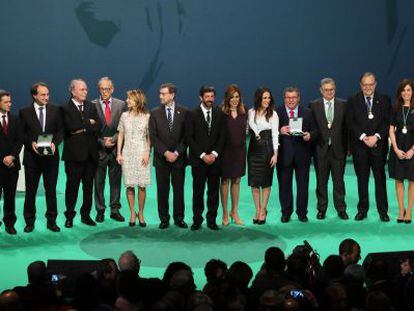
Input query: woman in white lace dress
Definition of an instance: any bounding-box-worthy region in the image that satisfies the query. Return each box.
[116,89,151,227]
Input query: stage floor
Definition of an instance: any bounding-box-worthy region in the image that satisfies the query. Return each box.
[1,160,413,291]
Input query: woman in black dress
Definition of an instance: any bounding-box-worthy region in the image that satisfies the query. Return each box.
[389,79,414,223]
[247,88,279,224]
[220,84,247,226]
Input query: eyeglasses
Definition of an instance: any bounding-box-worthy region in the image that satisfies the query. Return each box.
[99,88,112,92]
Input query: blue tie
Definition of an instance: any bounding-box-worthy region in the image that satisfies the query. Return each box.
[39,107,44,132]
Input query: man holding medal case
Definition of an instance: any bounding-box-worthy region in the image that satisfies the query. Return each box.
[347,72,391,222]
[19,82,64,232]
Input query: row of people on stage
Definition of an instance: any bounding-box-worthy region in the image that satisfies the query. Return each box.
[0,72,413,235]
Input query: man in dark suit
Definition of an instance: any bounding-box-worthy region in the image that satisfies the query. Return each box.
[61,79,101,228]
[347,72,391,221]
[310,78,349,220]
[277,86,316,223]
[186,85,226,230]
[0,90,23,234]
[149,83,188,229]
[19,82,63,233]
[92,77,125,223]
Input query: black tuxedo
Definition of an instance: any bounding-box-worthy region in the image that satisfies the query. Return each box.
[186,105,226,225]
[149,103,188,223]
[347,91,391,215]
[0,113,22,227]
[310,98,348,213]
[276,105,316,217]
[61,99,101,220]
[19,103,63,226]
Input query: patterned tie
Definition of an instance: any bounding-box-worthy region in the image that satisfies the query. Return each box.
[167,107,173,131]
[327,101,333,124]
[2,115,7,135]
[38,106,44,132]
[366,96,372,111]
[206,110,211,135]
[104,100,111,126]
[289,109,295,119]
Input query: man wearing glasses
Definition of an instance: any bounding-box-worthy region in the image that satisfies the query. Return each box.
[347,72,391,222]
[310,78,349,221]
[92,77,126,223]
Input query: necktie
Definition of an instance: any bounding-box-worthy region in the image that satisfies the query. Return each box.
[327,101,333,124]
[206,110,211,134]
[78,104,84,118]
[104,100,111,126]
[289,109,295,119]
[366,96,372,111]
[2,115,7,135]
[38,106,44,132]
[167,107,173,131]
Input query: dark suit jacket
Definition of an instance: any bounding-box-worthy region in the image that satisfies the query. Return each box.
[276,105,316,167]
[310,98,348,160]
[92,97,126,158]
[346,91,391,156]
[61,99,101,162]
[149,104,188,169]
[19,103,63,168]
[186,105,226,167]
[0,113,22,172]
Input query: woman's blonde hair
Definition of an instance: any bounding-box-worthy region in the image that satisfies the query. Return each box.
[127,89,147,114]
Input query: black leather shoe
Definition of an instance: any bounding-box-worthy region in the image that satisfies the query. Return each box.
[65,219,73,228]
[191,223,201,231]
[24,224,34,233]
[405,219,412,224]
[354,212,367,221]
[281,215,291,223]
[5,226,17,235]
[338,211,349,220]
[47,222,61,232]
[110,212,125,222]
[380,214,390,222]
[159,221,169,229]
[174,220,188,228]
[316,211,325,220]
[95,211,105,223]
[207,223,219,230]
[81,216,96,226]
[298,215,308,223]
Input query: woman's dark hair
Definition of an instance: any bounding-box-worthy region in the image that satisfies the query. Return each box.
[253,87,274,121]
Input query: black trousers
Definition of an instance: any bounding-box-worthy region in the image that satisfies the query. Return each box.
[191,164,220,225]
[352,150,388,215]
[155,165,185,223]
[94,152,122,213]
[64,158,97,220]
[277,161,310,217]
[314,147,346,213]
[0,169,18,227]
[23,158,59,225]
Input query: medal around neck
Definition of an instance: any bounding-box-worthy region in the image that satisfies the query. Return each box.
[368,113,374,120]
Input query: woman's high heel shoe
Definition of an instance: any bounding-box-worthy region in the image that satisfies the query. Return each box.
[137,212,147,227]
[398,211,407,223]
[230,213,244,225]
[253,219,259,224]
[222,218,230,226]
[129,221,136,227]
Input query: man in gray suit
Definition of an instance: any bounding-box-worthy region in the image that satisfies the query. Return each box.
[310,78,348,220]
[93,77,126,222]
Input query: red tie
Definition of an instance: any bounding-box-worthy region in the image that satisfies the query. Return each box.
[289,109,295,119]
[104,100,111,125]
[2,115,7,135]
